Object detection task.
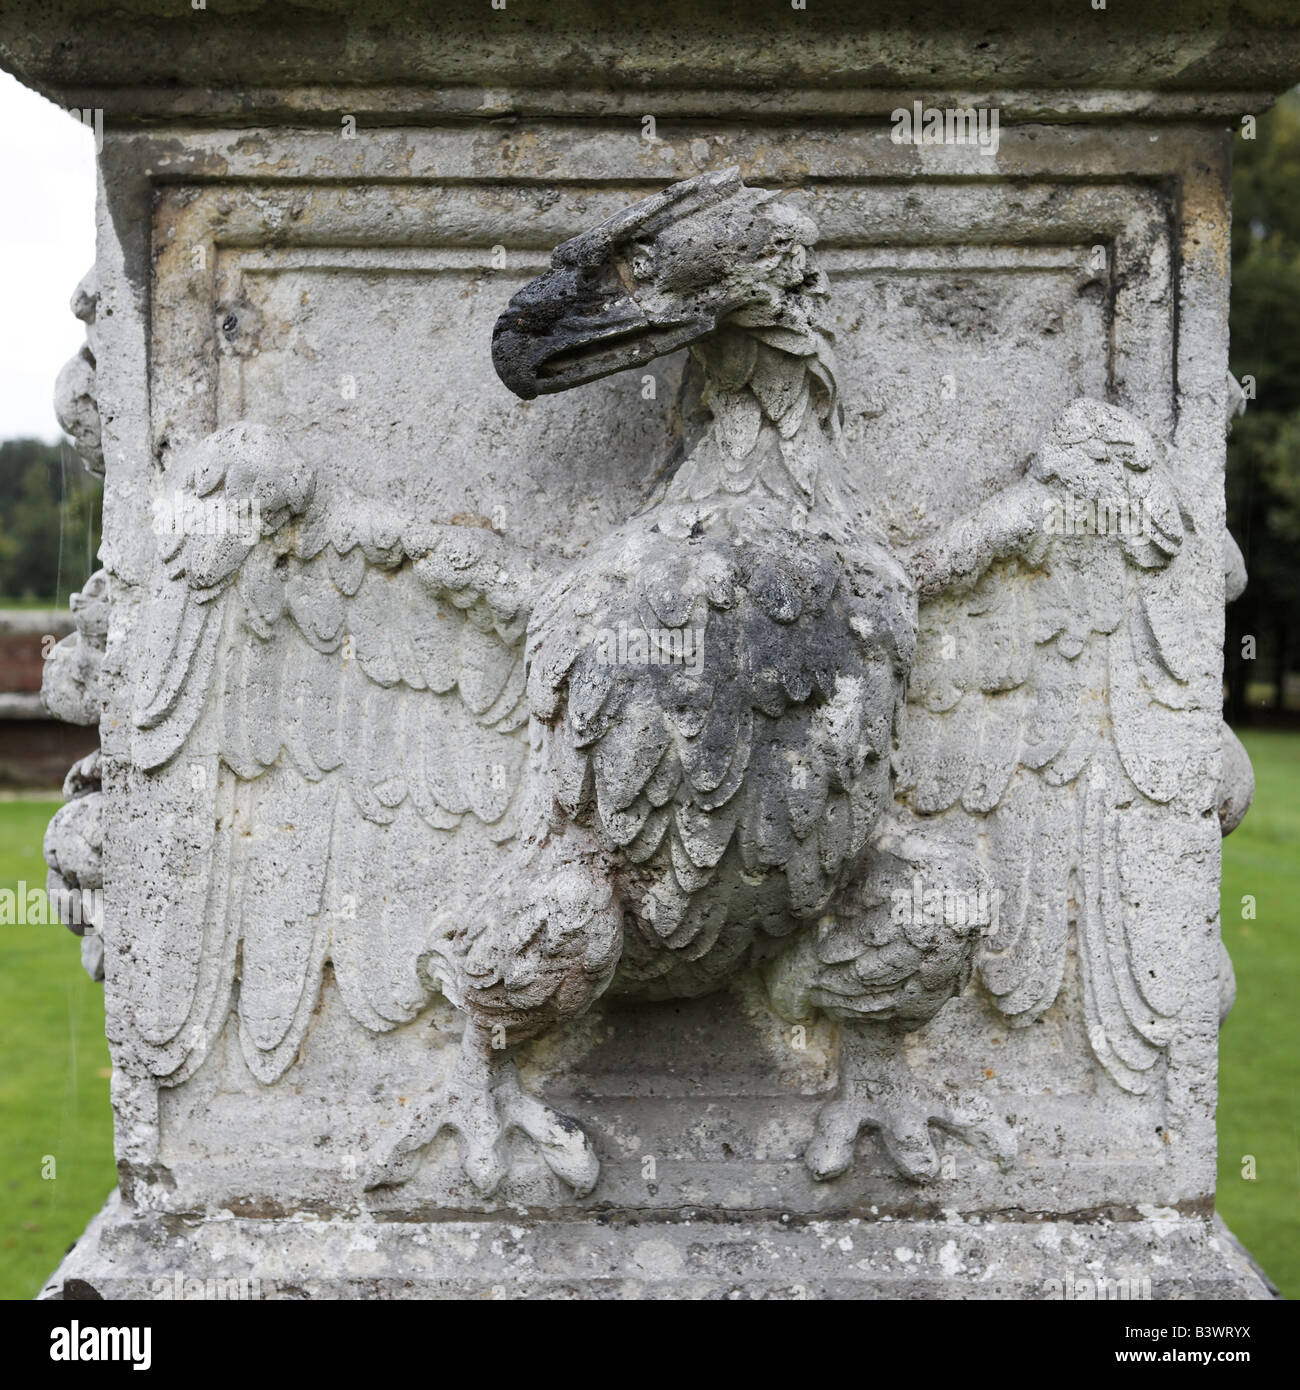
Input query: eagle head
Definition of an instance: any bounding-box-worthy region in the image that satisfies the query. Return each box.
[492,168,821,400]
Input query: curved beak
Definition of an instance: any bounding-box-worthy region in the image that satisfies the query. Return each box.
[491,261,714,400]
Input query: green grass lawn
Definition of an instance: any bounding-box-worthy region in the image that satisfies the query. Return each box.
[1216,730,1300,1298]
[0,799,115,1300]
[0,733,1295,1299]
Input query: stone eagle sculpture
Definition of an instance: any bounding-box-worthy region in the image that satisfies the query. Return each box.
[124,169,1198,1197]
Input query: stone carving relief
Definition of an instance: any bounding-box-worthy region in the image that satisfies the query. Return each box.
[42,570,108,982]
[43,268,111,981]
[1215,373,1257,1025]
[53,270,104,478]
[81,171,1217,1201]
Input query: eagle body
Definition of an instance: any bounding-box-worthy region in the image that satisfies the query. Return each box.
[520,387,917,1003]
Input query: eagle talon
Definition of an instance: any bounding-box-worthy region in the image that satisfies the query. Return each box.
[365,1038,599,1197]
[806,1026,1017,1183]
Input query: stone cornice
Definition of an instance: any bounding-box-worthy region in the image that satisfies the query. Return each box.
[1,0,1298,122]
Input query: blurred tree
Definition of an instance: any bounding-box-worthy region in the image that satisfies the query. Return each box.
[1226,88,1300,722]
[0,438,101,606]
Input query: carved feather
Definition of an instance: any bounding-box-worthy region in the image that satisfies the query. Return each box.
[899,402,1194,1091]
[126,451,535,1086]
[528,503,913,961]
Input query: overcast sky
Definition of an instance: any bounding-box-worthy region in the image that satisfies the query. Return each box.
[0,70,97,443]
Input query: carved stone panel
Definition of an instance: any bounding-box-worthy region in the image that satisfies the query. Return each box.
[63,132,1217,1228]
[0,22,1269,1283]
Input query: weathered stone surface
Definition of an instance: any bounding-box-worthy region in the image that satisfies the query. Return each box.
[52,272,103,477]
[40,569,106,728]
[3,1,1300,120]
[43,1192,1276,1301]
[8,6,1293,1299]
[41,570,109,978]
[1218,725,1255,839]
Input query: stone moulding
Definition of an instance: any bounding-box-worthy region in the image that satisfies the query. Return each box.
[39,1193,1279,1301]
[3,1,1300,119]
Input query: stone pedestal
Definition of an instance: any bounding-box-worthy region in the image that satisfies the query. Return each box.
[6,2,1296,1300]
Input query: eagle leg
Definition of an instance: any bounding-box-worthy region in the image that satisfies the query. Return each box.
[807,1021,1016,1182]
[368,828,620,1197]
[364,1022,599,1196]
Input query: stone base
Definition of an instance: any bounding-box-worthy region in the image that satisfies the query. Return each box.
[41,1192,1278,1300]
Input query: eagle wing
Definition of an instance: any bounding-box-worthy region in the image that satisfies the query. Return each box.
[124,424,534,1086]
[894,400,1200,1093]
